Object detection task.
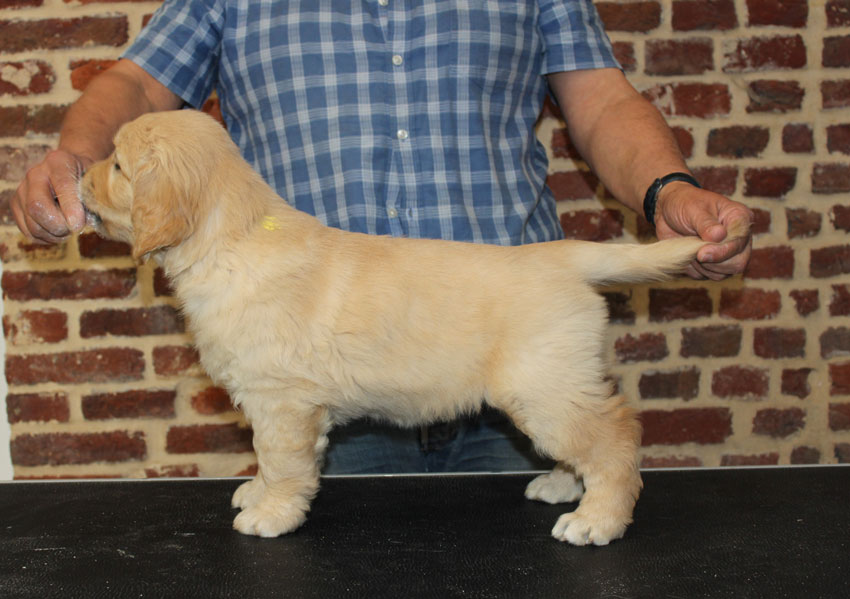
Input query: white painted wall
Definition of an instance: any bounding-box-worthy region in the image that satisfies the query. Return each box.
[0,258,11,480]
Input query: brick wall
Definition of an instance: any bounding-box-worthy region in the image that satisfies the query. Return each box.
[1,0,848,478]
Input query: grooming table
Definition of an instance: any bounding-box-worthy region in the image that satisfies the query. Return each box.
[1,468,847,598]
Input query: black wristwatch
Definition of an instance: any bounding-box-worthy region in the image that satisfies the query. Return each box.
[643,172,702,225]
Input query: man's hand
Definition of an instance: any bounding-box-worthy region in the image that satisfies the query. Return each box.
[12,149,91,245]
[654,182,753,281]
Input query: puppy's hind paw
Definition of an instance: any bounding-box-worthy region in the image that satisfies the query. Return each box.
[525,469,584,504]
[551,511,627,547]
[233,502,307,538]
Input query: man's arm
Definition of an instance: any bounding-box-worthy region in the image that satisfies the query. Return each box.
[12,59,182,244]
[547,68,752,280]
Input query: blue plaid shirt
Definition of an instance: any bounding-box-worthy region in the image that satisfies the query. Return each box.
[124,0,617,245]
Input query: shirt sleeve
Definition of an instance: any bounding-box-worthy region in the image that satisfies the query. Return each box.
[120,0,226,108]
[538,0,620,74]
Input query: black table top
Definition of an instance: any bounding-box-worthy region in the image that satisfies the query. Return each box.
[1,467,848,598]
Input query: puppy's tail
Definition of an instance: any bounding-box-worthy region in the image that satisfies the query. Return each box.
[569,236,706,286]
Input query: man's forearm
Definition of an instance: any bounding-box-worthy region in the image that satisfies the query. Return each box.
[59,59,182,164]
[548,68,691,216]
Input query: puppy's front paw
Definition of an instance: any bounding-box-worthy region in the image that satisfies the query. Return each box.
[232,477,265,510]
[233,501,307,538]
[551,510,627,546]
[525,469,584,504]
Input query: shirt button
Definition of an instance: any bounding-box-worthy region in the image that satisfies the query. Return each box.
[378,0,388,6]
[387,207,398,218]
[397,129,409,140]
[392,54,403,66]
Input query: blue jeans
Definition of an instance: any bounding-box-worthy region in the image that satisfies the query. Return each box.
[323,408,554,474]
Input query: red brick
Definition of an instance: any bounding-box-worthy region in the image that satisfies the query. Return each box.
[649,288,712,322]
[166,423,253,454]
[10,431,146,467]
[692,166,738,196]
[821,327,850,359]
[753,408,805,438]
[829,362,850,395]
[812,163,850,194]
[743,167,797,198]
[638,368,700,401]
[0,188,14,225]
[2,269,136,300]
[707,126,770,158]
[810,245,850,278]
[786,208,822,239]
[790,446,820,464]
[235,464,259,477]
[615,332,668,363]
[82,390,176,420]
[0,1,43,9]
[5,347,145,385]
[790,289,819,316]
[80,305,184,338]
[547,171,598,201]
[602,291,635,325]
[827,124,850,155]
[671,127,695,159]
[782,123,814,153]
[144,464,200,478]
[640,408,733,446]
[611,41,636,72]
[822,80,850,109]
[721,453,779,466]
[754,327,806,358]
[743,246,794,279]
[559,209,623,241]
[645,39,713,76]
[830,284,850,316]
[746,0,808,27]
[750,208,771,235]
[832,205,850,232]
[837,444,850,463]
[0,104,67,136]
[550,128,581,160]
[681,325,741,358]
[746,80,804,113]
[153,345,200,376]
[191,386,233,415]
[69,58,117,91]
[6,392,69,424]
[0,16,128,53]
[720,288,781,320]
[595,1,661,32]
[782,368,813,398]
[723,35,807,72]
[672,0,738,31]
[153,267,174,297]
[640,456,703,468]
[827,0,850,26]
[3,308,68,345]
[644,83,732,119]
[829,403,850,430]
[0,144,50,182]
[0,60,54,96]
[824,35,850,68]
[712,366,769,399]
[77,231,132,258]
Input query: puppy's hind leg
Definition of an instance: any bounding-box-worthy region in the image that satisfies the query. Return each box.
[232,392,331,538]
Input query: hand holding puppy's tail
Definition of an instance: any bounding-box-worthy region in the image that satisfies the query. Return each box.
[570,221,749,286]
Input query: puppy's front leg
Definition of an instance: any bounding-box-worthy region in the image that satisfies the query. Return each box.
[233,395,330,538]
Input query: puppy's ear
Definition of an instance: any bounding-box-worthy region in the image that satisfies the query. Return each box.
[130,166,196,261]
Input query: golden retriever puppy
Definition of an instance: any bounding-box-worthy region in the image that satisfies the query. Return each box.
[80,110,714,546]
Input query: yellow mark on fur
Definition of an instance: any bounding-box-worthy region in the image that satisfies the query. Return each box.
[261,216,282,231]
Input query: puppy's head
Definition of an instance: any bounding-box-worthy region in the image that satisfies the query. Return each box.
[79,110,230,261]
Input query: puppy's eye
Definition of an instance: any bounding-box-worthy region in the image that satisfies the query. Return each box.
[114,162,121,172]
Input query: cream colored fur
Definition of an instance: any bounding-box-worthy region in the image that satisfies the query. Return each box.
[79,110,717,546]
